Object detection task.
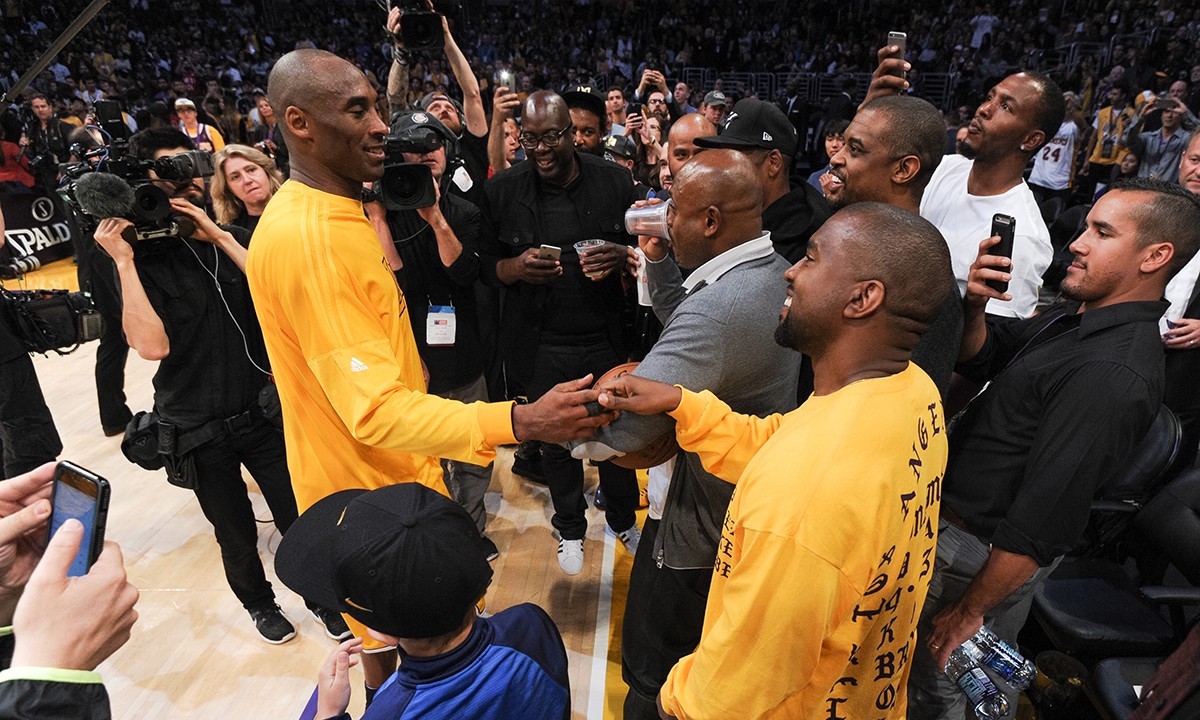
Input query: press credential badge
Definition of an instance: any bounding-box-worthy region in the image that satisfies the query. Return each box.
[427,305,456,346]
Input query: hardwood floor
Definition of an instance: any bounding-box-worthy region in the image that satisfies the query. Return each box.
[29,340,632,719]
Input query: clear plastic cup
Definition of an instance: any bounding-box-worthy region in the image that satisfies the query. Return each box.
[574,239,607,279]
[625,201,671,239]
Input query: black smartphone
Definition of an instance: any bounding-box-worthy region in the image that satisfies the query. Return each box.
[987,213,1016,294]
[48,461,111,577]
[627,102,644,117]
[886,31,907,80]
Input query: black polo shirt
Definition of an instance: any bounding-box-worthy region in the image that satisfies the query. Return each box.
[386,193,485,395]
[132,227,270,429]
[945,299,1168,565]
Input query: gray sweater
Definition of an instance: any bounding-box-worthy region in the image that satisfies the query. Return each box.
[592,248,800,569]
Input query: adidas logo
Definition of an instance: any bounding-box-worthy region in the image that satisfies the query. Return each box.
[350,358,369,373]
[762,131,773,141]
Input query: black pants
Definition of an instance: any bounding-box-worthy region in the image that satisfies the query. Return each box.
[621,518,713,719]
[88,255,132,430]
[188,416,299,611]
[0,353,62,478]
[529,339,638,540]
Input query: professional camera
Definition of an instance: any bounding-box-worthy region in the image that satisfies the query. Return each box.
[0,255,41,280]
[380,125,443,211]
[58,101,214,241]
[392,0,461,51]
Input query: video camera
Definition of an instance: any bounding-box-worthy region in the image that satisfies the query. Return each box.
[391,0,461,51]
[380,124,443,211]
[58,100,214,241]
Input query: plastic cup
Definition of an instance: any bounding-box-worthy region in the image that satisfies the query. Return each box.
[574,239,606,280]
[624,201,671,239]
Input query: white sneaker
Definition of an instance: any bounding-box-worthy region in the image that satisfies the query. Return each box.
[557,538,585,575]
[613,523,642,555]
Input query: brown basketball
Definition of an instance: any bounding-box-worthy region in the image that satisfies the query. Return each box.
[594,362,681,469]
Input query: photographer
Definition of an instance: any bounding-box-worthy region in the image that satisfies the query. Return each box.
[365,111,499,559]
[385,1,488,205]
[21,93,74,193]
[90,128,346,645]
[0,207,63,480]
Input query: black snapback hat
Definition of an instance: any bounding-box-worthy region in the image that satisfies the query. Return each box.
[694,98,798,156]
[562,84,607,120]
[275,484,493,639]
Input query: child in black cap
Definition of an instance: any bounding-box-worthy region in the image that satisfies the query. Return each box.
[277,484,570,720]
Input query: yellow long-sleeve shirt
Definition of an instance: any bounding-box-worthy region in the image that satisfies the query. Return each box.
[246,181,516,512]
[659,363,947,720]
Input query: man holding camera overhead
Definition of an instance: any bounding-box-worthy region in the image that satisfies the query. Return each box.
[385,0,489,206]
[90,127,347,646]
[364,110,499,561]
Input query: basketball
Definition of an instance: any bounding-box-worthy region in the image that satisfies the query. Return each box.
[594,362,680,469]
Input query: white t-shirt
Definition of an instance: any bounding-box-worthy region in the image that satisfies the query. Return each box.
[1029,121,1079,191]
[920,154,1053,318]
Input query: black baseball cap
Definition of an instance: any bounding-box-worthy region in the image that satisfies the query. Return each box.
[562,84,607,120]
[702,90,727,107]
[275,484,493,639]
[694,98,798,156]
[602,134,636,159]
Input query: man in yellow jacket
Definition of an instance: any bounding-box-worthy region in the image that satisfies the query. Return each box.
[246,49,612,696]
[599,202,953,719]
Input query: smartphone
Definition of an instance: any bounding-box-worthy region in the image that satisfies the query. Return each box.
[537,244,562,262]
[886,31,907,79]
[627,102,644,117]
[48,462,111,577]
[1152,97,1174,111]
[986,214,1016,295]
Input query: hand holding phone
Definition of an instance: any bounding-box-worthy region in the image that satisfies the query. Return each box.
[538,244,562,262]
[886,32,907,80]
[985,214,1016,295]
[48,462,110,577]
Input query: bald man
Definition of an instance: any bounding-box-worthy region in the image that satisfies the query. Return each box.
[246,50,612,693]
[579,150,801,718]
[661,114,717,193]
[478,90,645,575]
[597,203,954,719]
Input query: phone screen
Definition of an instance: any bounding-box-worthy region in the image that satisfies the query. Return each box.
[49,463,108,577]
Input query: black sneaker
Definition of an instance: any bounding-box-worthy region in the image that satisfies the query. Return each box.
[249,604,296,644]
[511,444,546,484]
[310,605,353,641]
[481,536,500,563]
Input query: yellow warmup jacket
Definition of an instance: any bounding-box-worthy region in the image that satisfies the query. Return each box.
[660,364,947,720]
[246,181,516,512]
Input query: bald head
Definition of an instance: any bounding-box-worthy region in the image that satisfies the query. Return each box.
[266,49,388,196]
[835,203,952,329]
[667,113,717,178]
[522,90,569,127]
[269,49,363,134]
[668,150,763,268]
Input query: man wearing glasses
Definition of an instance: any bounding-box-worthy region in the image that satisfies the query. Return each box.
[479,90,647,575]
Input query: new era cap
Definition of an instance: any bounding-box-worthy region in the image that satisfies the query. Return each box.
[562,84,607,120]
[702,91,727,107]
[694,98,798,156]
[275,484,493,639]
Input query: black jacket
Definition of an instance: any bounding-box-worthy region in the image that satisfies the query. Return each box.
[478,152,642,396]
[762,183,832,264]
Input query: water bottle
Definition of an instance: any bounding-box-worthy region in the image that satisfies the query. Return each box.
[966,625,1037,690]
[945,650,1010,719]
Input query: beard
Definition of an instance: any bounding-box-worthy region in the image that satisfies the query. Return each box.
[774,314,803,351]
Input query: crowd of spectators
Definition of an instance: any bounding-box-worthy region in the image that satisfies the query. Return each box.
[2,0,1199,154]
